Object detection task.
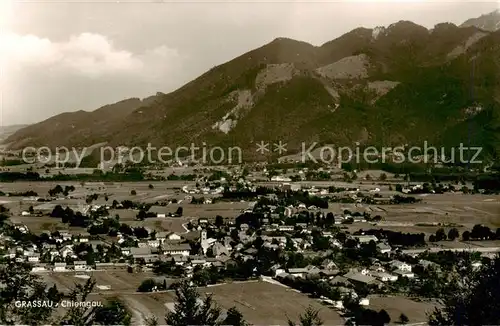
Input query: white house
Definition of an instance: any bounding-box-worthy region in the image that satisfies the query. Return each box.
[31,266,46,273]
[278,225,294,232]
[359,298,370,306]
[165,232,182,241]
[53,262,67,272]
[393,269,415,278]
[353,235,378,244]
[27,253,40,263]
[60,245,75,258]
[162,243,191,256]
[147,239,161,248]
[377,243,392,254]
[121,247,132,256]
[74,261,87,271]
[390,260,412,272]
[372,271,398,282]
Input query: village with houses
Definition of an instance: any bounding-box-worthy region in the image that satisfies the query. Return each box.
[1,161,500,325]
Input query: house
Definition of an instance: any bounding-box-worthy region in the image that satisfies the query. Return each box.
[169,255,189,265]
[296,223,308,229]
[49,249,60,259]
[212,242,229,257]
[371,271,398,282]
[75,232,90,243]
[74,260,87,271]
[288,268,308,278]
[393,269,415,278]
[334,216,343,224]
[352,216,366,223]
[190,258,208,267]
[27,253,40,263]
[162,243,191,256]
[157,232,182,242]
[377,242,392,254]
[31,264,47,273]
[121,247,132,256]
[278,225,294,232]
[130,247,153,258]
[343,270,376,285]
[59,231,72,241]
[329,276,352,286]
[353,235,378,244]
[60,245,74,258]
[321,259,338,271]
[147,239,161,248]
[304,265,321,276]
[389,260,412,272]
[53,262,67,272]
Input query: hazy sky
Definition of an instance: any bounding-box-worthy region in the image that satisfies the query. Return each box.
[1,0,498,126]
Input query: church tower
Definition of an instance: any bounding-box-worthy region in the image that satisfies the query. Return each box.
[200,230,209,255]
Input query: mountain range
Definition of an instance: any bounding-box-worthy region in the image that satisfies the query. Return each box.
[4,11,500,162]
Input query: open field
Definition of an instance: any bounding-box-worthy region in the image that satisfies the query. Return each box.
[328,192,500,231]
[3,179,500,236]
[105,281,342,325]
[35,277,344,325]
[40,270,160,293]
[200,281,343,325]
[368,295,439,324]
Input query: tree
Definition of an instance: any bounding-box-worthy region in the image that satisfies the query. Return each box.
[399,313,409,324]
[215,215,224,228]
[287,305,323,326]
[145,315,159,326]
[463,231,471,241]
[428,254,500,325]
[92,297,132,326]
[138,279,157,292]
[149,184,154,189]
[223,307,247,326]
[378,309,391,324]
[448,228,460,241]
[435,228,446,242]
[0,261,58,324]
[130,190,137,195]
[379,173,387,181]
[165,281,221,326]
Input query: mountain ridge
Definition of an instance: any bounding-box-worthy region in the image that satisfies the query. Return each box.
[5,14,500,162]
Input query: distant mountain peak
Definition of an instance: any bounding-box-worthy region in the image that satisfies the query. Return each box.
[461,9,500,31]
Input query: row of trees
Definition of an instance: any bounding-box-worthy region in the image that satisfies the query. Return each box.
[0,261,133,325]
[48,184,75,197]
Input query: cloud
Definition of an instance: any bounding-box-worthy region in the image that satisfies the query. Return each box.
[0,31,185,125]
[0,31,179,79]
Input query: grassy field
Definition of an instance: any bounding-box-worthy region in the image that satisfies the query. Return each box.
[367,295,439,324]
[3,180,500,237]
[201,281,343,325]
[40,270,159,293]
[38,276,344,325]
